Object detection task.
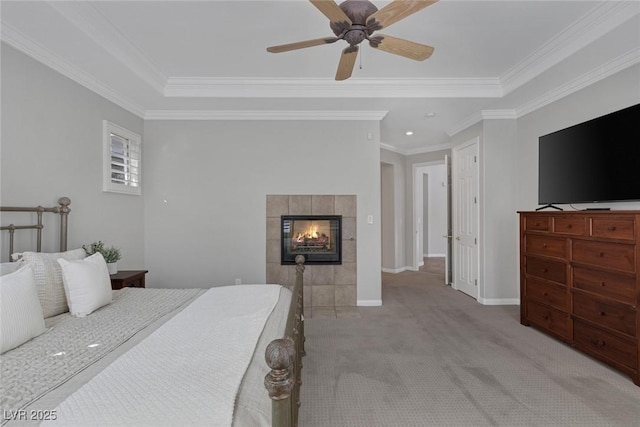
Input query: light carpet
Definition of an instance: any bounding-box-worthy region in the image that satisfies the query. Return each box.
[299,263,640,426]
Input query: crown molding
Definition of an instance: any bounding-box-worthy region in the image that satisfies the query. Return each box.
[380,143,405,155]
[380,142,452,156]
[500,1,640,95]
[404,142,452,156]
[448,47,640,137]
[516,46,640,118]
[0,24,146,118]
[480,110,518,120]
[144,110,389,121]
[164,77,503,98]
[48,1,167,94]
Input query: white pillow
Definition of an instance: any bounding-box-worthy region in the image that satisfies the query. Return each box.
[0,262,19,276]
[57,252,113,317]
[16,248,86,317]
[1,266,47,353]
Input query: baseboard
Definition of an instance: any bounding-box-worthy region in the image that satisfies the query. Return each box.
[426,253,446,258]
[357,299,382,307]
[478,298,520,306]
[381,266,417,273]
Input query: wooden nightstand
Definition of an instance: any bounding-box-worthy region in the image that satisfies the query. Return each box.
[110,270,148,290]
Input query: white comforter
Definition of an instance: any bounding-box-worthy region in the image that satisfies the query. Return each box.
[42,285,282,427]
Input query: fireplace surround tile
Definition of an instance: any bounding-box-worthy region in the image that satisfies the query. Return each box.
[289,195,311,214]
[335,285,357,306]
[335,195,356,217]
[309,265,335,285]
[267,195,289,217]
[342,239,356,263]
[266,217,280,240]
[312,285,335,307]
[311,195,335,215]
[266,239,280,264]
[334,263,357,285]
[266,194,357,309]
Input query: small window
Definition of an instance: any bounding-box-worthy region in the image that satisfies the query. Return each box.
[103,121,141,195]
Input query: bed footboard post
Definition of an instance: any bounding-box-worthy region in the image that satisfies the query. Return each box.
[265,337,295,427]
[295,255,306,357]
[57,197,71,252]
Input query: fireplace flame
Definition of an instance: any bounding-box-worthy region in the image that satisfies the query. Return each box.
[294,225,319,242]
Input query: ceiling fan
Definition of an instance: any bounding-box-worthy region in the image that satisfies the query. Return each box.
[266,0,438,80]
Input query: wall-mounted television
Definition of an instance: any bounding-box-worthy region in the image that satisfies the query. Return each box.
[538,103,640,207]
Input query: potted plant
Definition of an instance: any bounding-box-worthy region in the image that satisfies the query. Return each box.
[84,241,122,274]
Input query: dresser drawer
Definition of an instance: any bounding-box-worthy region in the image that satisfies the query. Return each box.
[573,267,636,305]
[573,292,636,337]
[525,256,566,284]
[573,321,637,371]
[553,216,586,236]
[525,278,567,311]
[525,235,566,259]
[591,217,635,241]
[526,300,569,339]
[524,216,550,232]
[572,240,636,273]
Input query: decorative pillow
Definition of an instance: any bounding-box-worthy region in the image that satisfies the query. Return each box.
[1,266,47,353]
[57,252,113,317]
[0,262,19,276]
[16,248,87,318]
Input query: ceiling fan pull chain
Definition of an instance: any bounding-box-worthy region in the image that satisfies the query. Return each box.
[359,47,363,70]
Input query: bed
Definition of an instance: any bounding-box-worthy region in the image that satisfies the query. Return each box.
[0,197,305,427]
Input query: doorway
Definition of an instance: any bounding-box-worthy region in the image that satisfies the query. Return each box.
[412,162,448,276]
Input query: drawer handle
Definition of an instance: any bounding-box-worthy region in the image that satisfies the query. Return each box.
[608,226,617,231]
[600,311,606,317]
[535,223,541,227]
[594,340,606,348]
[566,224,572,229]
[542,268,548,273]
[543,315,549,321]
[542,244,547,248]
[599,252,605,258]
[543,292,548,297]
[600,281,606,287]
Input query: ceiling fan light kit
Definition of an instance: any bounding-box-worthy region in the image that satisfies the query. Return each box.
[266,0,438,80]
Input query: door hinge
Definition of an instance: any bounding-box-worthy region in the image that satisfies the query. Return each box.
[474,237,477,244]
[475,279,478,286]
[474,155,477,163]
[474,196,477,204]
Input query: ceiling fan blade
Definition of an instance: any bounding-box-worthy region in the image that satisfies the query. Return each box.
[267,37,339,53]
[309,0,352,25]
[371,34,434,61]
[367,0,438,30]
[335,47,358,81]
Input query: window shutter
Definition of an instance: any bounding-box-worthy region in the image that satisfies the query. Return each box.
[103,121,141,195]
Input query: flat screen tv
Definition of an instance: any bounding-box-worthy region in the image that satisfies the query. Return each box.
[538,103,640,207]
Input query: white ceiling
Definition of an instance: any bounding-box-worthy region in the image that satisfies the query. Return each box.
[2,0,639,153]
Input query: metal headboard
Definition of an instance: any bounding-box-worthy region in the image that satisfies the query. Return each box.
[0,197,70,261]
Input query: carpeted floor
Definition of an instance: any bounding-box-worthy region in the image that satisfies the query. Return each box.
[298,261,640,426]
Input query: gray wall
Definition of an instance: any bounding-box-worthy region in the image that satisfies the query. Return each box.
[1,44,145,267]
[517,63,640,212]
[380,162,396,269]
[380,149,407,271]
[142,120,382,304]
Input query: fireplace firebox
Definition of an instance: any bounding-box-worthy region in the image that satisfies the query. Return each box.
[281,215,342,265]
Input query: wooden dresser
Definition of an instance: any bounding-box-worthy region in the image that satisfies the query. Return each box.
[519,210,640,385]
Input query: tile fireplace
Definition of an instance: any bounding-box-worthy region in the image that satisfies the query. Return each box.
[281,215,342,265]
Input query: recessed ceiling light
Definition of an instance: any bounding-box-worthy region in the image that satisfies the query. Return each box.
[425,112,437,118]
[405,131,414,136]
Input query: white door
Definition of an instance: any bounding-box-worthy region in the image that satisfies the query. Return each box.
[444,155,452,285]
[452,140,479,299]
